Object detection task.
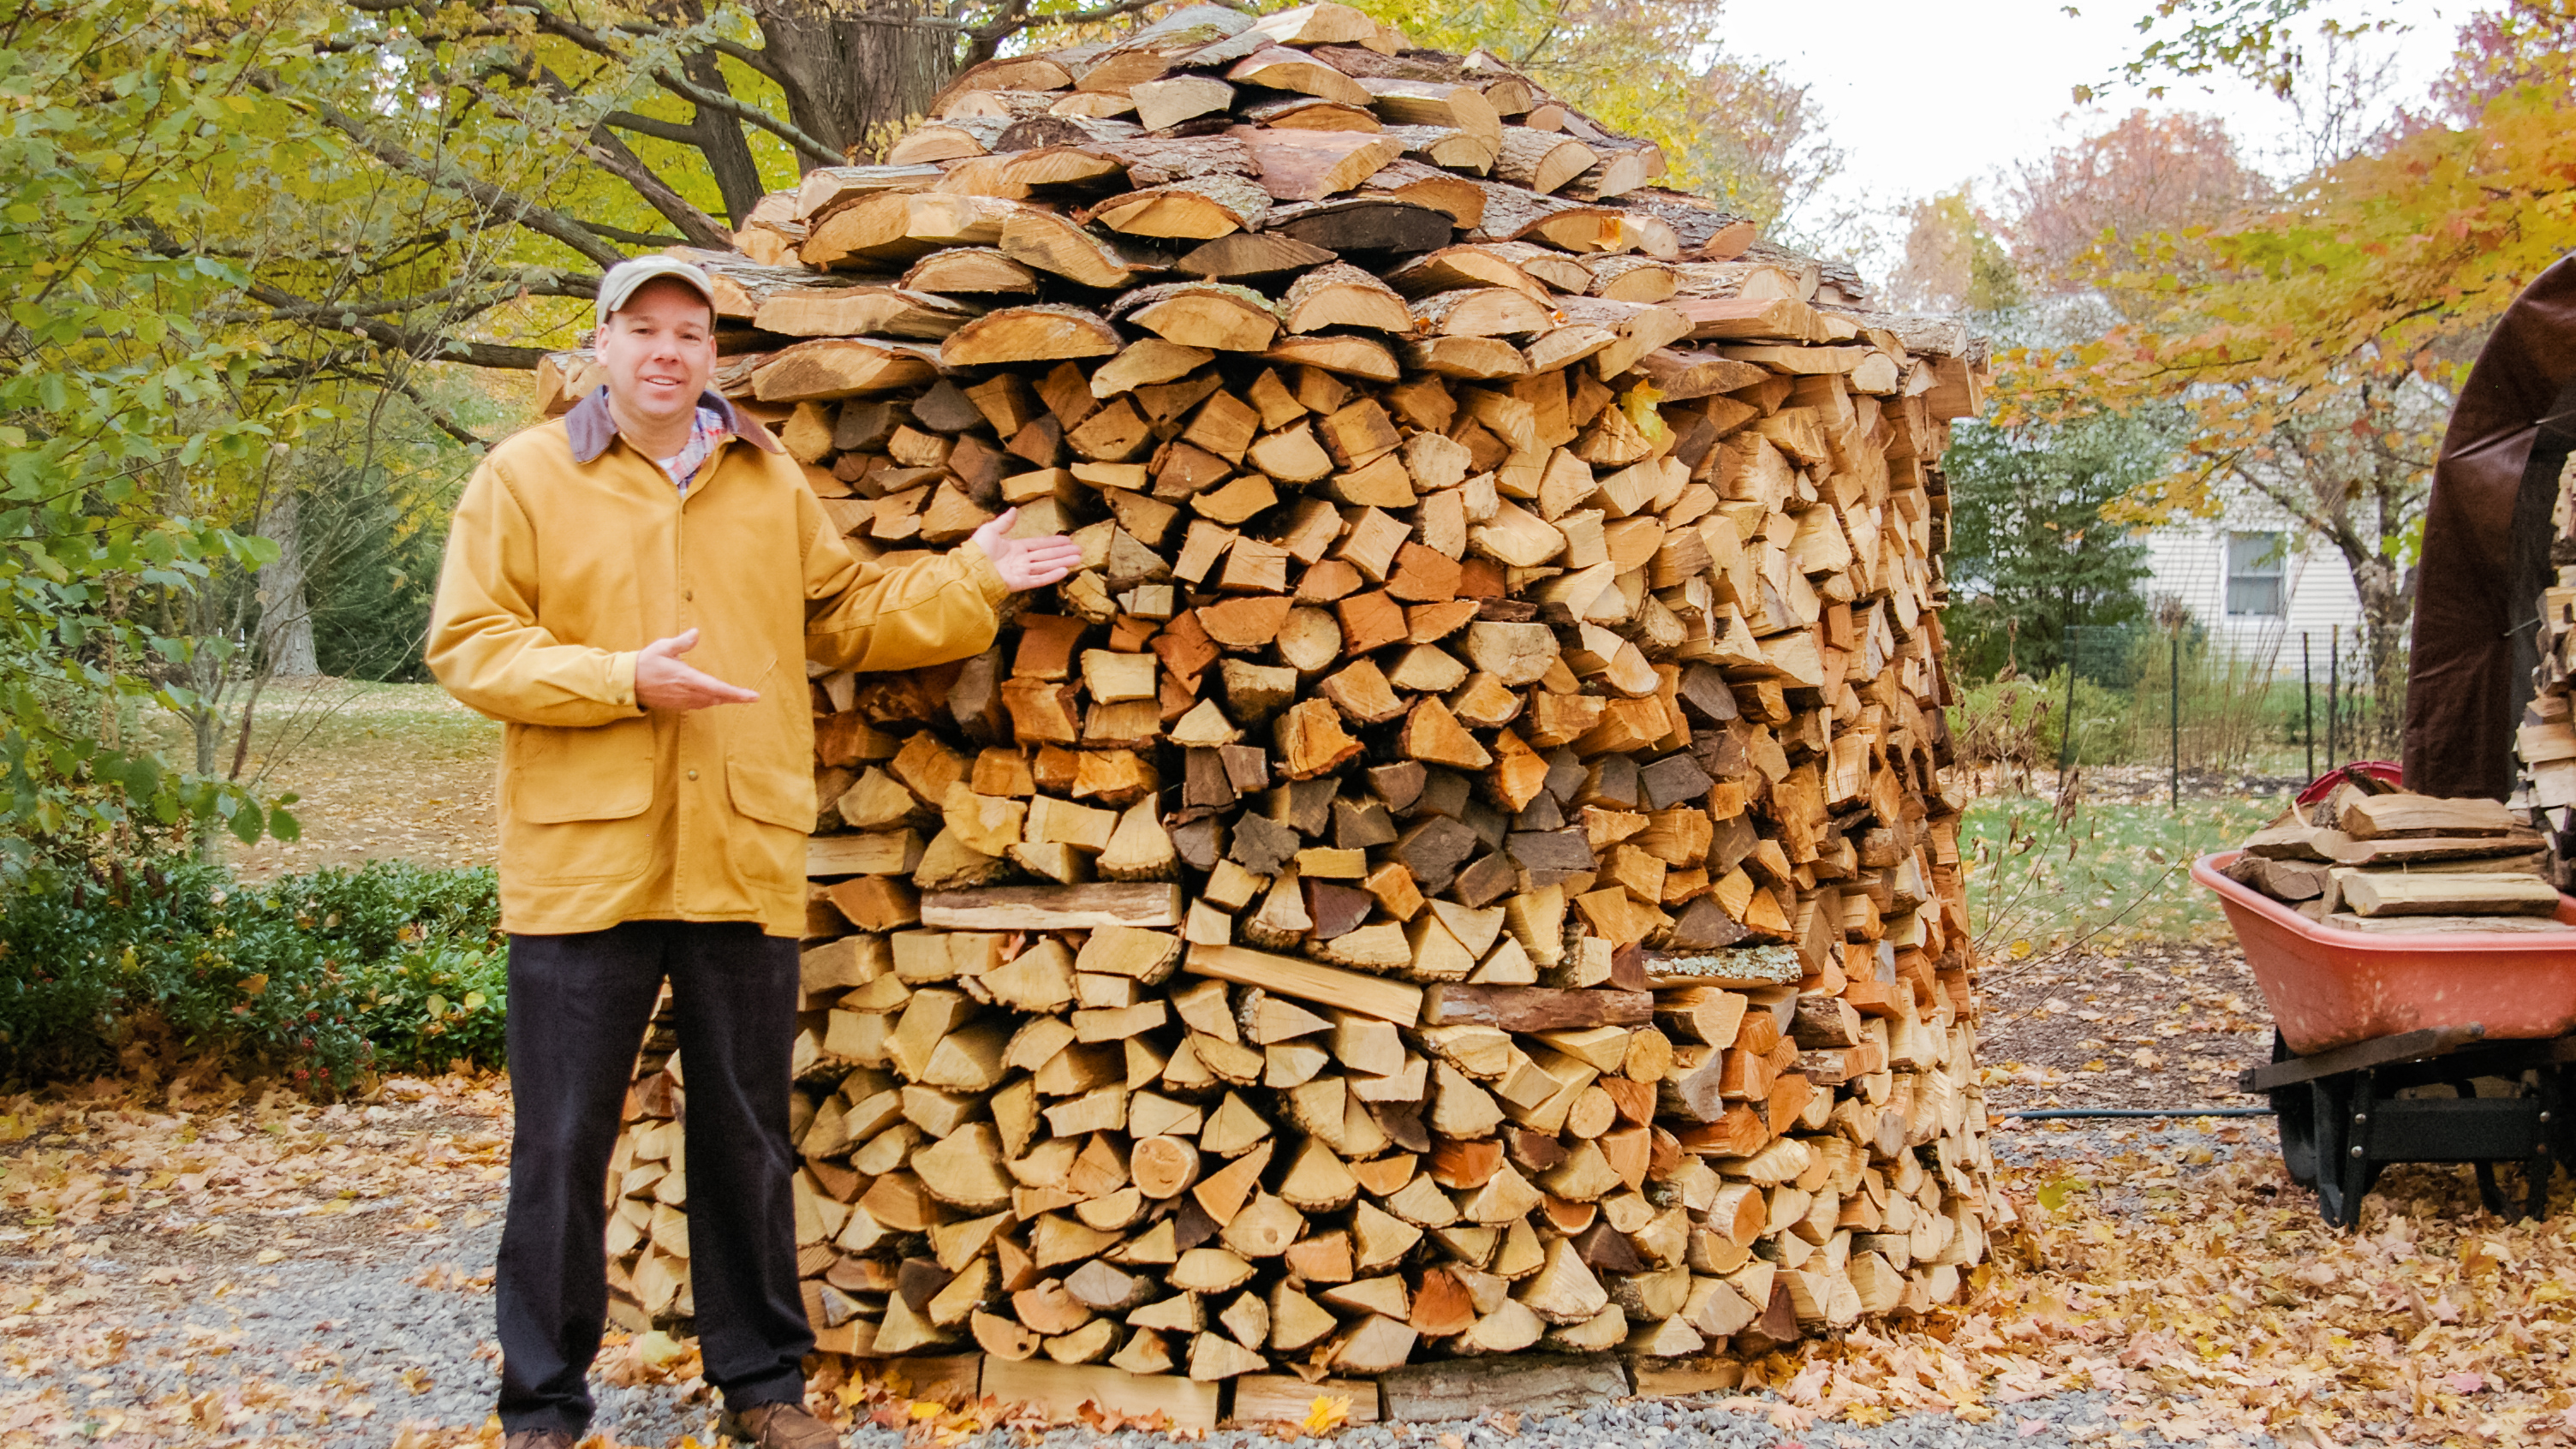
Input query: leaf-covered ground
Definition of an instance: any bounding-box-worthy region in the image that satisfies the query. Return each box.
[1977,944,2272,1109]
[0,1073,514,1445]
[1,1050,2568,1446]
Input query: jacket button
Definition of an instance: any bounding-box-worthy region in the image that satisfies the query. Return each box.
[683,589,694,600]
[685,769,699,780]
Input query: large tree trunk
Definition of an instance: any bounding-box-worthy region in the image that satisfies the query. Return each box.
[754,0,959,161]
[669,0,772,224]
[259,488,320,678]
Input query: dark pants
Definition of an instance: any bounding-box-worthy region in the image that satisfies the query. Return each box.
[495,920,812,1439]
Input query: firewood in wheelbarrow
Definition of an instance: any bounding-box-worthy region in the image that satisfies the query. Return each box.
[2337,792,2515,841]
[2222,854,2332,903]
[2333,868,2561,917]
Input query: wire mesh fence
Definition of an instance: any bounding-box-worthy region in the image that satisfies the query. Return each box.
[1950,620,2406,796]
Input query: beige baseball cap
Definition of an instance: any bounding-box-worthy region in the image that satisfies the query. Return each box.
[596,255,719,325]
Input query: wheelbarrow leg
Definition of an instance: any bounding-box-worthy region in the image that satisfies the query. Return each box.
[2311,1075,2360,1229]
[2474,1162,2511,1219]
[2270,1031,2319,1188]
[2536,1067,2566,1222]
[2321,1069,2381,1231]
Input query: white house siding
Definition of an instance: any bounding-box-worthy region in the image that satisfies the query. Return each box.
[2138,523,2367,671]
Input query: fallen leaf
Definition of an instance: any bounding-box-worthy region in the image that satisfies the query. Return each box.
[1303,1395,1350,1434]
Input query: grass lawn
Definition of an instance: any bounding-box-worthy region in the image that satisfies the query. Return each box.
[1960,792,2289,956]
[134,678,503,879]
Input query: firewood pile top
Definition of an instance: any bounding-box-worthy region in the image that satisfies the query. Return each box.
[536,1,1985,421]
[564,1,2006,1428]
[2227,782,2570,933]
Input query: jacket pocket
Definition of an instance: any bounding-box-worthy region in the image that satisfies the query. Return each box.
[506,719,659,887]
[726,756,814,903]
[511,719,657,824]
[727,757,819,832]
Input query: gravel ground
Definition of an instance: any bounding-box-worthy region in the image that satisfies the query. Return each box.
[29,1174,2292,1449]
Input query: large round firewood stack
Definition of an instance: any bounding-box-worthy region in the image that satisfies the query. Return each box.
[573,0,2001,1420]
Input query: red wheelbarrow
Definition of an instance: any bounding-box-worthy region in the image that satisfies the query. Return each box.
[2194,850,2576,1225]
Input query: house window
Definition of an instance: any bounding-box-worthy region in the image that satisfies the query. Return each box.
[2226,532,2286,617]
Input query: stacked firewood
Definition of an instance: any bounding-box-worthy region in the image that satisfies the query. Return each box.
[572,0,2000,1403]
[2229,782,2569,933]
[2521,456,2576,875]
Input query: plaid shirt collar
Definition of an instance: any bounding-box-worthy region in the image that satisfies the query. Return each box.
[656,407,731,492]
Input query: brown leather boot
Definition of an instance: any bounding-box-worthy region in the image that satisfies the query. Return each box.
[503,1433,575,1449]
[720,1399,841,1449]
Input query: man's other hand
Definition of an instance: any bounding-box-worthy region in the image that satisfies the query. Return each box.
[971,509,1083,592]
[635,629,760,711]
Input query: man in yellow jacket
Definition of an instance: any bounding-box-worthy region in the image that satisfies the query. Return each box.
[429,255,1079,1449]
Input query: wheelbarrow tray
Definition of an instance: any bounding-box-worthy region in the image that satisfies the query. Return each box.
[2194,850,2576,1054]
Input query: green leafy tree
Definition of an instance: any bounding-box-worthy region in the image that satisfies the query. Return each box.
[0,0,301,870]
[1939,411,2171,683]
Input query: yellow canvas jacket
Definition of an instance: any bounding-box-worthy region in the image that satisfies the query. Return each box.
[427,388,1009,938]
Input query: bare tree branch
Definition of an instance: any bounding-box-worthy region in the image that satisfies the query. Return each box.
[522,3,845,166]
[442,68,734,249]
[243,69,628,271]
[577,218,693,247]
[701,34,790,87]
[605,109,702,145]
[647,56,845,166]
[973,0,1178,43]
[244,280,558,369]
[206,269,593,323]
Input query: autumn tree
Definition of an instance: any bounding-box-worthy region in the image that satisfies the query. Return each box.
[0,0,305,863]
[1346,0,1846,239]
[1885,189,2021,314]
[1998,109,2267,296]
[2006,0,2576,734]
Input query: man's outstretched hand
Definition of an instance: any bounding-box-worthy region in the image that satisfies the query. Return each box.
[635,629,760,711]
[971,509,1083,591]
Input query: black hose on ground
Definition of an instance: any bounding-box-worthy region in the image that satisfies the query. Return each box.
[1999,1107,2275,1118]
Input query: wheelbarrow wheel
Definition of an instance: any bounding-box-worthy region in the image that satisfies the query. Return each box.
[2269,1030,2320,1188]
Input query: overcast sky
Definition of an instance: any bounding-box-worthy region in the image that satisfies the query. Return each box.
[1711,0,2473,255]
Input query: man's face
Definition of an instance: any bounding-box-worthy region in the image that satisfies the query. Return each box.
[599,278,716,423]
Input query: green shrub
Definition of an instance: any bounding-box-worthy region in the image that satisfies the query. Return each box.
[0,859,504,1092]
[1949,670,2132,777]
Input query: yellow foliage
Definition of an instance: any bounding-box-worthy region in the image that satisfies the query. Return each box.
[1342,0,1840,230]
